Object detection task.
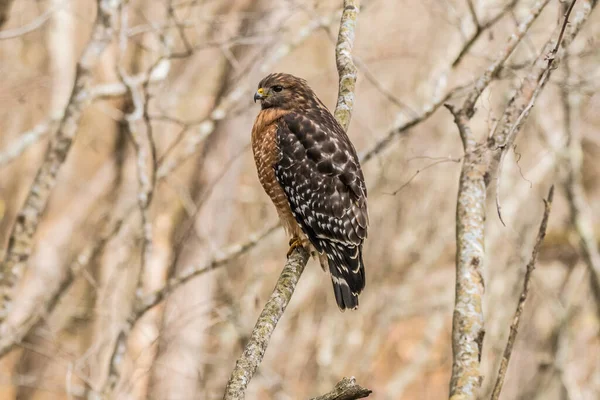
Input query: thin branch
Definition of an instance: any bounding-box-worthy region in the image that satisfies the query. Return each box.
[461,0,551,116]
[489,0,589,151]
[360,83,470,163]
[333,0,360,131]
[452,0,519,67]
[0,120,56,167]
[309,377,372,400]
[490,186,554,400]
[361,0,547,164]
[135,222,279,317]
[0,3,56,40]
[117,1,157,300]
[491,0,581,225]
[222,247,310,400]
[466,0,480,29]
[0,0,122,324]
[388,156,462,195]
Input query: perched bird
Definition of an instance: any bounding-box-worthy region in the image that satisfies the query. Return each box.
[251,73,369,310]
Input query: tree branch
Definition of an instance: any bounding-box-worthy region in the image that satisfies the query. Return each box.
[0,3,56,40]
[446,104,487,399]
[0,119,56,167]
[452,0,519,67]
[461,0,551,117]
[309,377,372,400]
[490,186,554,400]
[333,0,359,131]
[222,247,310,400]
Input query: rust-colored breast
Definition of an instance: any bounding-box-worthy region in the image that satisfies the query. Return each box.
[251,109,301,237]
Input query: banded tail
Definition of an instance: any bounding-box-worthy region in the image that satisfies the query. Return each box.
[322,241,366,310]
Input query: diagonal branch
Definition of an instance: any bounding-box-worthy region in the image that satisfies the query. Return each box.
[0,0,122,325]
[461,0,551,117]
[490,186,554,400]
[0,120,56,167]
[135,222,279,317]
[0,2,56,40]
[452,0,519,67]
[309,377,372,400]
[222,247,310,400]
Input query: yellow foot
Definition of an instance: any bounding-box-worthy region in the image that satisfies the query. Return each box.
[287,237,304,257]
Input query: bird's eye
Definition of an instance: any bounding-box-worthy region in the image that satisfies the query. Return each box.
[272,85,283,92]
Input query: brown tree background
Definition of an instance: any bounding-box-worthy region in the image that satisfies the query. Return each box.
[0,0,598,399]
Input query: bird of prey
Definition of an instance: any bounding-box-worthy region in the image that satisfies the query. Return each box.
[251,73,368,310]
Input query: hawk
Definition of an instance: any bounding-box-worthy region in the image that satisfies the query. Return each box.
[251,73,369,310]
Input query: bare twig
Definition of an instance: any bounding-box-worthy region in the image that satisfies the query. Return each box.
[0,3,56,40]
[360,84,470,163]
[310,377,372,400]
[490,186,554,400]
[452,0,519,67]
[135,222,279,317]
[222,247,310,400]
[0,120,56,167]
[491,0,580,225]
[0,0,122,324]
[360,0,548,164]
[466,0,480,28]
[117,2,157,298]
[461,0,551,116]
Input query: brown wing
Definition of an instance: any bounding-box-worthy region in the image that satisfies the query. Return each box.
[274,110,368,310]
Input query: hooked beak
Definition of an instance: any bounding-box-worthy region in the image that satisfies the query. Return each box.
[254,87,265,103]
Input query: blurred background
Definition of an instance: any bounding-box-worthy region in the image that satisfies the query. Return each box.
[0,0,599,399]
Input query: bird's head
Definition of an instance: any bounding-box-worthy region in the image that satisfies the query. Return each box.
[254,73,317,110]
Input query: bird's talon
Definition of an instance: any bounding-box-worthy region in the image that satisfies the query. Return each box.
[287,237,303,257]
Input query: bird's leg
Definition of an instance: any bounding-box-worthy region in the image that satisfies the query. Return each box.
[287,236,305,257]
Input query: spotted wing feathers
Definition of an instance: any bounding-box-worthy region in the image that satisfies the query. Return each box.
[274,111,368,310]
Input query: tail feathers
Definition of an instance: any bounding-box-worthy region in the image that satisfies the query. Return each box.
[323,241,365,311]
